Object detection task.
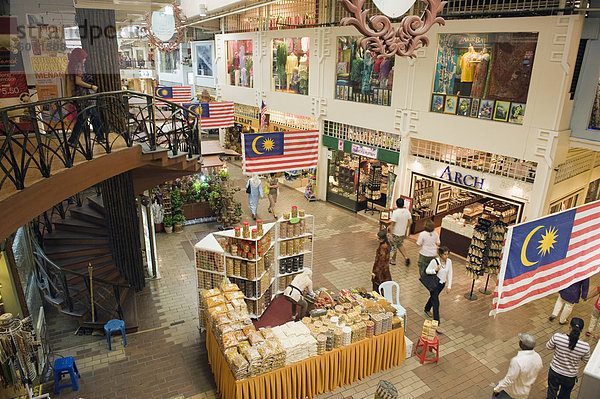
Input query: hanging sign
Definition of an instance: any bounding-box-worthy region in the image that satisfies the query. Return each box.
[351,143,378,159]
[141,3,185,53]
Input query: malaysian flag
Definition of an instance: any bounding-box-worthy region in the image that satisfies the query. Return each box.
[491,200,600,316]
[260,101,267,131]
[154,86,192,105]
[182,101,234,129]
[242,130,319,174]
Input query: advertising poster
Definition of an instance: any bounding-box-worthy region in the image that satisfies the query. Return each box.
[0,16,29,109]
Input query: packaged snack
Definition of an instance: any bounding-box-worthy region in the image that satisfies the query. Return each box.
[225,291,245,302]
[225,347,239,361]
[237,340,251,351]
[222,283,240,292]
[260,328,276,340]
[206,295,226,308]
[243,325,256,336]
[248,330,265,345]
[235,330,247,342]
[221,331,239,349]
[202,288,221,299]
[214,313,231,326]
[209,305,228,317]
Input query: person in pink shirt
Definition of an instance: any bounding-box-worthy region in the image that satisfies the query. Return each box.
[585,285,600,338]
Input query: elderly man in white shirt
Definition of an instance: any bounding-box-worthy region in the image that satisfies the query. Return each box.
[493,333,543,399]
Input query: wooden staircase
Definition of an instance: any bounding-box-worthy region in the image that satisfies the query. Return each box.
[40,196,138,331]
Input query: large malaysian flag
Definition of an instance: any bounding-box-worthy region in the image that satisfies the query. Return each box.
[242,130,319,174]
[154,86,192,105]
[182,102,234,129]
[491,200,600,315]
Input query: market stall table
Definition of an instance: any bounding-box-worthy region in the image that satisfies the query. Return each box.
[206,325,406,399]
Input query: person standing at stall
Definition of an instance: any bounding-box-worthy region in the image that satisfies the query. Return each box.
[423,246,453,333]
[416,220,440,278]
[546,317,590,399]
[372,229,392,291]
[282,269,315,320]
[389,198,412,267]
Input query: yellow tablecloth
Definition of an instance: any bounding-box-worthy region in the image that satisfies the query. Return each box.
[206,327,406,399]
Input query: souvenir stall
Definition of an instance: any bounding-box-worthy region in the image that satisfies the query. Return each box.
[195,206,406,398]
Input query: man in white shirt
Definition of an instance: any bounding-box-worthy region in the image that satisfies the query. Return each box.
[389,198,412,266]
[493,333,543,399]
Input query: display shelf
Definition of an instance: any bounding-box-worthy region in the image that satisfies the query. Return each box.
[214,222,276,241]
[278,233,312,242]
[278,269,305,278]
[228,267,269,282]
[223,241,276,262]
[196,268,225,276]
[278,250,311,260]
[244,278,275,301]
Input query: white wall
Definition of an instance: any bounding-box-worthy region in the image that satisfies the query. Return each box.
[215,15,585,218]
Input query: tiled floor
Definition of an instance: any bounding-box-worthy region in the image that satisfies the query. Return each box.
[46,163,600,398]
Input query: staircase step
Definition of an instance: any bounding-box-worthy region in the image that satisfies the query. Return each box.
[53,218,107,235]
[44,244,110,260]
[55,253,113,270]
[87,196,105,215]
[66,262,115,284]
[81,288,138,332]
[44,231,109,245]
[44,293,64,307]
[69,206,106,225]
[61,304,88,319]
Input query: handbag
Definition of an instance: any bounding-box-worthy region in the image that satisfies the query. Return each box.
[246,182,252,194]
[419,259,441,292]
[263,182,270,195]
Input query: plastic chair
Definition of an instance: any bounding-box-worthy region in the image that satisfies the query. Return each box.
[414,335,440,364]
[379,281,407,329]
[53,356,80,395]
[104,319,127,351]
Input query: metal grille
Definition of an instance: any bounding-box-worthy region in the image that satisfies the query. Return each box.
[411,138,537,183]
[323,120,402,151]
[269,110,318,130]
[554,148,597,183]
[234,103,260,119]
[223,0,319,33]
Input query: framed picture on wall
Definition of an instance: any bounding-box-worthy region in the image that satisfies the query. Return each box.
[509,102,526,124]
[493,101,510,122]
[380,211,390,220]
[444,95,458,114]
[470,99,480,117]
[436,202,449,213]
[431,94,445,113]
[457,97,471,116]
[438,188,451,202]
[479,99,495,119]
[194,41,214,77]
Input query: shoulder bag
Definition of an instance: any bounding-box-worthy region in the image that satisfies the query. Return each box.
[419,258,441,292]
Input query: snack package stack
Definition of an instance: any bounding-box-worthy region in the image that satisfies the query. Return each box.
[316,334,327,355]
[333,328,343,349]
[365,320,375,338]
[260,328,286,369]
[225,347,249,380]
[341,326,352,346]
[421,320,438,340]
[372,314,383,336]
[351,321,366,342]
[240,345,263,377]
[272,321,317,365]
[199,288,222,330]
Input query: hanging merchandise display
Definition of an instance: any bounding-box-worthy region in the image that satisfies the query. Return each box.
[226,40,253,88]
[336,37,394,106]
[0,313,41,390]
[431,32,537,124]
[272,37,310,95]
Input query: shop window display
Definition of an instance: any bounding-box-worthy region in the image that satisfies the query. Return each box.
[335,37,394,106]
[431,32,538,124]
[226,40,253,88]
[159,48,181,73]
[272,37,309,95]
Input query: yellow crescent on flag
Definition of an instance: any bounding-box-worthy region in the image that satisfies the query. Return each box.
[521,225,544,267]
[252,136,264,155]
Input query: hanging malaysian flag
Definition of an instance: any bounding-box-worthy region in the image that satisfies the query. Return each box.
[491,200,600,316]
[259,101,267,131]
[154,86,192,105]
[181,101,234,129]
[242,130,319,174]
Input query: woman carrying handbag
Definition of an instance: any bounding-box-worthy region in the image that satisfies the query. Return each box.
[421,246,453,334]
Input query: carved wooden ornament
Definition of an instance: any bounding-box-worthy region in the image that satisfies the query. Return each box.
[141,3,186,53]
[338,0,447,58]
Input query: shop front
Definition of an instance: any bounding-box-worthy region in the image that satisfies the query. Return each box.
[322,121,401,213]
[407,140,536,257]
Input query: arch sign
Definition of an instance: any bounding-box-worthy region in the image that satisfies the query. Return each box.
[141,3,185,52]
[338,0,447,58]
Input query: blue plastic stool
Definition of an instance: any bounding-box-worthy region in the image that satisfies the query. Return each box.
[54,356,80,395]
[104,319,127,351]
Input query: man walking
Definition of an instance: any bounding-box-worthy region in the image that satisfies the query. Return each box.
[389,198,412,266]
[493,333,543,398]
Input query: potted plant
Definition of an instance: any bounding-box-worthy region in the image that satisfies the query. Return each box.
[163,216,173,233]
[173,213,186,233]
[151,201,164,232]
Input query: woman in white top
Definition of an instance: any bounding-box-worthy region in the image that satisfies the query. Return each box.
[424,246,453,332]
[282,269,315,320]
[416,220,440,278]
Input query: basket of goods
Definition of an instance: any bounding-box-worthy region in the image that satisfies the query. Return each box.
[313,289,336,309]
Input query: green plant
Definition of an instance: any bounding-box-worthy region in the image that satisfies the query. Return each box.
[170,189,184,211]
[218,170,230,180]
[162,216,173,227]
[173,213,186,224]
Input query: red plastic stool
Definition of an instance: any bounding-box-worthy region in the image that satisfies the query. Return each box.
[414,335,439,364]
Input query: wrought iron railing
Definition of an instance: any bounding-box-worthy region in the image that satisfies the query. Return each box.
[0,90,200,194]
[31,239,128,322]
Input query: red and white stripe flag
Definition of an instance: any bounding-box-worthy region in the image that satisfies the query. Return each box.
[242,130,319,174]
[155,86,192,105]
[491,200,600,316]
[260,101,267,131]
[200,102,234,129]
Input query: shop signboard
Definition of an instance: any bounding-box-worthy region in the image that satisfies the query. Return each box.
[439,165,485,190]
[351,143,378,159]
[0,17,29,109]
